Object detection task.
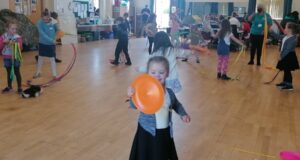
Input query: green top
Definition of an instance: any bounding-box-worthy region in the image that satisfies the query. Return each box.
[250,13,273,35]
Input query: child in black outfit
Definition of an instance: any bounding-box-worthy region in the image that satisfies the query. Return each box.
[276,22,300,90]
[110,13,132,65]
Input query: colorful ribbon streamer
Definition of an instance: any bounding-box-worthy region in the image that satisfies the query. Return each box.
[261,14,276,70]
[10,43,22,80]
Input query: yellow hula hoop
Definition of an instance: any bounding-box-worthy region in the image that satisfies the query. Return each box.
[233,47,246,66]
[232,147,277,159]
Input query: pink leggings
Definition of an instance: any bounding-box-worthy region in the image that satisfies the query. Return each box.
[217,55,229,74]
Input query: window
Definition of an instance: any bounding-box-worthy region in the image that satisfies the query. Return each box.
[218,3,228,16]
[154,0,170,28]
[257,0,284,19]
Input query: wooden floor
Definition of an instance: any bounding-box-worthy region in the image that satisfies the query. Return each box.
[0,38,299,160]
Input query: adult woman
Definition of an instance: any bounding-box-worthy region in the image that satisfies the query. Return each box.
[248,4,273,66]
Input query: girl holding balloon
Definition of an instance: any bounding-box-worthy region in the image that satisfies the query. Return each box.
[128,56,191,160]
[137,31,182,93]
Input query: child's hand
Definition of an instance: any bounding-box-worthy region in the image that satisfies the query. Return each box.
[181,115,191,123]
[3,39,10,44]
[127,86,135,97]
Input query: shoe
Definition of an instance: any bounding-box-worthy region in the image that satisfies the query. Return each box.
[17,88,23,94]
[33,73,41,79]
[55,58,62,63]
[217,73,221,79]
[35,55,38,62]
[2,87,12,93]
[181,58,188,62]
[221,74,231,80]
[196,59,200,63]
[276,82,286,88]
[281,85,294,91]
[248,61,254,65]
[110,61,119,65]
[125,62,132,66]
[257,62,261,66]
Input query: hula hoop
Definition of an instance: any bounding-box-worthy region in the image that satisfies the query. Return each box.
[27,43,77,88]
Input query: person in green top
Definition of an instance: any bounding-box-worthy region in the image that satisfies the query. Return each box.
[248,4,273,66]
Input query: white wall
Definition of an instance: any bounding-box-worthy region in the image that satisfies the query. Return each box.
[43,0,54,11]
[0,0,9,10]
[54,0,78,44]
[135,0,149,14]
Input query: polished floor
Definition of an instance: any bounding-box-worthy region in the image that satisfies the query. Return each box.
[0,38,299,160]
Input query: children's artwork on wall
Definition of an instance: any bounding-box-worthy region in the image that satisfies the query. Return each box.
[31,0,37,13]
[15,0,23,14]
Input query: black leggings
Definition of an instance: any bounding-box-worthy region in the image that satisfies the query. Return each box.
[283,69,292,84]
[6,67,22,89]
[148,37,154,54]
[250,34,264,64]
[114,39,131,63]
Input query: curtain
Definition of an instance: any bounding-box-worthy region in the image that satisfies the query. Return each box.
[283,0,292,17]
[210,2,218,15]
[150,0,154,13]
[257,0,284,19]
[248,0,256,15]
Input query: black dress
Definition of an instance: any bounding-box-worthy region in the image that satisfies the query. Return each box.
[129,124,178,160]
[276,51,300,71]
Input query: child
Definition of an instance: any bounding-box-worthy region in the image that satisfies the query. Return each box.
[276,22,299,90]
[180,25,209,63]
[33,9,58,79]
[144,14,158,54]
[0,21,23,94]
[213,19,244,80]
[128,56,191,160]
[138,31,182,93]
[110,13,132,66]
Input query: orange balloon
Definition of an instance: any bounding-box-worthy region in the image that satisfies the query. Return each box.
[132,74,164,114]
[56,31,65,39]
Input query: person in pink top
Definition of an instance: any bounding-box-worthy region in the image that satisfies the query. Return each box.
[0,20,23,94]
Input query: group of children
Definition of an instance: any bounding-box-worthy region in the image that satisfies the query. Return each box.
[0,9,60,94]
[124,17,300,159]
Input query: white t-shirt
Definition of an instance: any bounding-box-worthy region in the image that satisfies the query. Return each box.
[155,90,171,129]
[223,33,233,45]
[229,17,241,27]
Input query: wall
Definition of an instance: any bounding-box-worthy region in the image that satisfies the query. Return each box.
[54,0,78,44]
[43,0,54,11]
[135,0,149,14]
[7,0,43,23]
[0,0,9,10]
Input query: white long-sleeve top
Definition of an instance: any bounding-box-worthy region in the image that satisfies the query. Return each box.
[138,47,182,93]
